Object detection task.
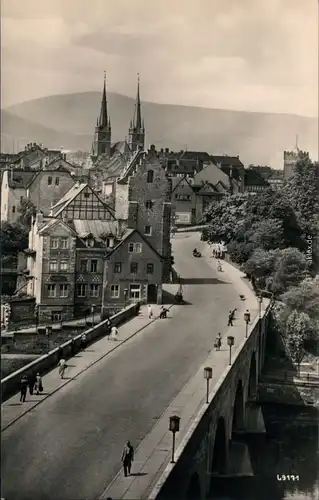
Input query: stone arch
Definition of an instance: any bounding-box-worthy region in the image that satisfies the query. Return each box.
[211,417,227,475]
[186,472,201,500]
[248,352,257,399]
[231,380,245,434]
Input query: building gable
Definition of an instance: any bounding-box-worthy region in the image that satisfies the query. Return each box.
[39,218,77,238]
[172,175,194,194]
[107,228,162,261]
[56,184,115,221]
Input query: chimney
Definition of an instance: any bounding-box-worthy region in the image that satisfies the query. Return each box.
[127,201,138,229]
[165,148,169,154]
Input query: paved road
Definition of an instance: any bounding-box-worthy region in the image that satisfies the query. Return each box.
[1,233,240,500]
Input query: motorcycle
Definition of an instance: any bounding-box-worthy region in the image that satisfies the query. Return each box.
[193,249,202,258]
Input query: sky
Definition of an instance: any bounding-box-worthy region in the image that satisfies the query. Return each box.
[1,0,318,116]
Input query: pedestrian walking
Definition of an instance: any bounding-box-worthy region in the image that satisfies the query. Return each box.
[147,304,153,319]
[110,325,119,341]
[81,332,87,350]
[121,441,134,477]
[20,375,28,402]
[58,358,67,379]
[35,373,43,395]
[28,373,36,396]
[215,333,222,351]
[159,306,168,319]
[227,311,234,326]
[231,308,238,320]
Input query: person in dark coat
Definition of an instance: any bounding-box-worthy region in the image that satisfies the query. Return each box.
[20,375,28,402]
[28,374,36,396]
[227,311,234,326]
[121,441,134,477]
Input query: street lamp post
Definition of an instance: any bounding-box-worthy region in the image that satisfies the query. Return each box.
[124,288,128,308]
[204,367,213,404]
[244,310,251,338]
[91,304,96,326]
[227,336,235,365]
[169,415,180,463]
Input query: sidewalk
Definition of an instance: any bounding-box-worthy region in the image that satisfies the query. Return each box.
[1,305,164,432]
[100,250,266,499]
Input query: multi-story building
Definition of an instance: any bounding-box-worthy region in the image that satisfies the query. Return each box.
[1,166,75,222]
[101,144,172,315]
[26,183,117,322]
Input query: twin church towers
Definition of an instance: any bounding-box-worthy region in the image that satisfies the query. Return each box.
[93,73,145,157]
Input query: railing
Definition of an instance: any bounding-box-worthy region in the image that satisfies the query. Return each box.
[261,370,319,384]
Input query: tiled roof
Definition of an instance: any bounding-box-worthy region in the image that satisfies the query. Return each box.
[193,163,231,189]
[73,219,118,239]
[50,182,87,215]
[8,170,36,189]
[220,165,243,180]
[210,155,244,167]
[181,151,211,162]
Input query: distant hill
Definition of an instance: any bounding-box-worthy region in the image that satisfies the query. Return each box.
[2,92,318,167]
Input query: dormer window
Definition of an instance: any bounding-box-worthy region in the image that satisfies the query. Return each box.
[106,236,115,248]
[86,237,94,248]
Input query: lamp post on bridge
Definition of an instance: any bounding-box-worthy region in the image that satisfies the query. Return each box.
[124,288,128,308]
[204,367,213,404]
[258,296,263,319]
[169,415,180,464]
[244,310,251,338]
[91,304,96,326]
[227,336,235,365]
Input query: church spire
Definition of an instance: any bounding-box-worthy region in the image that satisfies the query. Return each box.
[98,71,108,128]
[133,73,142,129]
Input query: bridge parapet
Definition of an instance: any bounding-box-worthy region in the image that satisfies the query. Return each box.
[151,302,271,500]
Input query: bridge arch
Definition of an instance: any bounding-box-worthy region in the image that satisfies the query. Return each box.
[211,417,227,475]
[186,472,201,500]
[231,380,245,434]
[248,352,257,399]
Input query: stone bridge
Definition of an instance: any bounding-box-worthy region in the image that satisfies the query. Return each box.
[151,304,271,500]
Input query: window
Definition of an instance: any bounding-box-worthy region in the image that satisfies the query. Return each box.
[80,259,88,272]
[84,192,90,198]
[60,261,68,271]
[110,284,120,298]
[129,284,141,300]
[128,242,142,253]
[90,259,98,273]
[12,206,16,213]
[191,208,196,216]
[47,284,56,297]
[86,238,94,247]
[144,225,152,235]
[49,260,58,272]
[114,262,122,273]
[147,170,154,183]
[20,196,24,203]
[55,177,60,186]
[60,238,69,249]
[145,200,153,209]
[52,311,62,322]
[48,176,52,185]
[130,262,138,274]
[147,263,154,274]
[51,238,59,249]
[59,284,69,298]
[77,284,87,297]
[90,284,99,297]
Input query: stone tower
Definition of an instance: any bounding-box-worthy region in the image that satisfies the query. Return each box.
[128,74,145,152]
[94,73,111,157]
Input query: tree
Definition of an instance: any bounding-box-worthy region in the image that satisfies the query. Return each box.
[280,277,319,319]
[0,223,29,255]
[249,219,284,251]
[227,240,254,266]
[284,310,312,374]
[284,157,319,232]
[201,193,248,244]
[244,248,280,290]
[18,198,37,227]
[270,247,308,295]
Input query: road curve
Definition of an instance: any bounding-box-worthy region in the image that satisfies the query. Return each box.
[1,233,240,500]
